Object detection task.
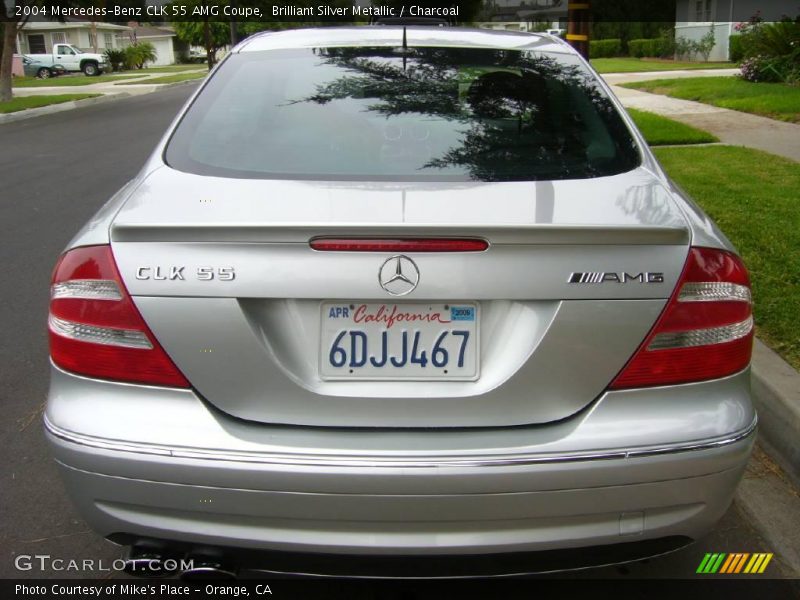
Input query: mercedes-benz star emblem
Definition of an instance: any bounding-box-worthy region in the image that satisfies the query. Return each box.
[378,255,420,296]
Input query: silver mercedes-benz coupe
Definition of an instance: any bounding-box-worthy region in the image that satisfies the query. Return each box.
[45,27,756,577]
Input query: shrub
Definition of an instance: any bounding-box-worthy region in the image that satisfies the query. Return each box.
[673,25,717,61]
[123,42,157,70]
[736,13,800,83]
[695,26,717,61]
[656,32,676,58]
[729,35,745,62]
[674,36,694,60]
[104,48,126,72]
[627,38,670,58]
[745,20,800,59]
[740,48,800,84]
[589,38,621,58]
[740,55,784,82]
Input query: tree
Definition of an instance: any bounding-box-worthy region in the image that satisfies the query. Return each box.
[0,2,53,102]
[171,1,231,69]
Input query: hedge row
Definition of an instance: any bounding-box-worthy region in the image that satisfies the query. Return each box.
[627,38,672,58]
[589,38,622,58]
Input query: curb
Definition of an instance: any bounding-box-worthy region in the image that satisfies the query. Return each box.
[113,79,205,92]
[751,339,800,487]
[0,92,131,125]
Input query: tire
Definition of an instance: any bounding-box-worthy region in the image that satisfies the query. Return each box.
[37,68,51,79]
[82,62,99,76]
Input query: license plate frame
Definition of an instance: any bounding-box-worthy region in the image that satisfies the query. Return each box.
[319,302,480,381]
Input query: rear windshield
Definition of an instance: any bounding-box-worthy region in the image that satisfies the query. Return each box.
[166,46,640,182]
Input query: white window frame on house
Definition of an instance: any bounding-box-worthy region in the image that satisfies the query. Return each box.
[693,0,715,22]
[104,33,114,48]
[51,32,67,46]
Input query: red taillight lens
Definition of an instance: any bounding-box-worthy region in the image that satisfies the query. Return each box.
[310,238,489,252]
[48,245,190,388]
[610,247,753,389]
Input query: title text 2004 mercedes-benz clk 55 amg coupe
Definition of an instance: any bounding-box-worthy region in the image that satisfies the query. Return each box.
[45,27,756,577]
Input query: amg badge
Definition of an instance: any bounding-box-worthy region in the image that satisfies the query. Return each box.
[568,272,664,284]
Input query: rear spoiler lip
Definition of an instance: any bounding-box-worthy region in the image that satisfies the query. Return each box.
[110,224,690,246]
[111,223,691,246]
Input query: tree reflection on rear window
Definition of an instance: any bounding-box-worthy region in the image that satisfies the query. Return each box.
[166,46,640,182]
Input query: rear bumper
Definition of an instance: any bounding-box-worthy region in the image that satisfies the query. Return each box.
[45,364,756,560]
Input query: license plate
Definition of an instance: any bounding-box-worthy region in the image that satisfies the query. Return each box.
[320,302,479,380]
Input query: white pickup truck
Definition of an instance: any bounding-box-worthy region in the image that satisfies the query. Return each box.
[27,43,109,76]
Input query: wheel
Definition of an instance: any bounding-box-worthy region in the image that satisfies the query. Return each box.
[37,68,51,79]
[82,62,99,76]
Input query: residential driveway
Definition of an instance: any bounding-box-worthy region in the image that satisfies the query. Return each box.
[0,84,794,580]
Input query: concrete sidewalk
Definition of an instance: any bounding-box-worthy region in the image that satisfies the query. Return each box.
[603,67,740,84]
[604,71,800,163]
[12,69,205,99]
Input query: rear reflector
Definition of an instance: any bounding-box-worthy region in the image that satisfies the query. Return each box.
[310,238,489,252]
[48,245,190,388]
[610,247,753,389]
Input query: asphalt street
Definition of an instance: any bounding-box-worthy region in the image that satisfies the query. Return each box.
[0,84,789,581]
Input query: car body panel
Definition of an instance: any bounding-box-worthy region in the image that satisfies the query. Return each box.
[46,365,755,473]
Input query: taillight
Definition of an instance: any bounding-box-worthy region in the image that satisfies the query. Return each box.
[48,245,190,388]
[610,247,753,389]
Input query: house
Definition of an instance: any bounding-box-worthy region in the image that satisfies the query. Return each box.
[117,24,182,66]
[16,17,131,56]
[675,0,798,61]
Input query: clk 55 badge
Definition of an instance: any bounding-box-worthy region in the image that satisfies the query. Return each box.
[135,266,235,281]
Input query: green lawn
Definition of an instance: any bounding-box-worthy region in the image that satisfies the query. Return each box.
[116,72,206,85]
[627,108,718,145]
[623,76,800,123]
[592,57,734,74]
[13,74,147,87]
[654,145,800,369]
[0,94,100,113]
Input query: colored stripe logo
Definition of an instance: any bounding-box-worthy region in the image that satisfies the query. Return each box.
[697,553,773,574]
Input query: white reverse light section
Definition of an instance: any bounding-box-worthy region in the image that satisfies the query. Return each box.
[648,316,753,351]
[48,315,152,349]
[51,280,122,301]
[678,282,751,303]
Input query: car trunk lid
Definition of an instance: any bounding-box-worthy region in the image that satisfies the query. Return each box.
[109,166,689,427]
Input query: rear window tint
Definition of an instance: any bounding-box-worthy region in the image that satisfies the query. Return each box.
[166,46,640,182]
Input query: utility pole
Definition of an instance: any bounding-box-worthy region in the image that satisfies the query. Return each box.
[203,0,212,71]
[229,0,239,46]
[566,1,591,59]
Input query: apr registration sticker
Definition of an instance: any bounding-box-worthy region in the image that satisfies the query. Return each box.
[450,306,475,321]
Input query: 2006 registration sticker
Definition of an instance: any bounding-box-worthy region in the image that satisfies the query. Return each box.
[319,302,479,380]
